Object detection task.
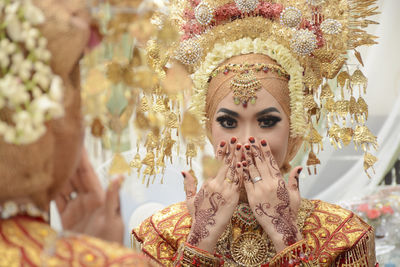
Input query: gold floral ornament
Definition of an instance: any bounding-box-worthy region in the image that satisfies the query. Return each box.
[280,7,302,28]
[290,29,318,56]
[231,232,268,266]
[195,2,214,26]
[175,38,202,65]
[320,19,342,35]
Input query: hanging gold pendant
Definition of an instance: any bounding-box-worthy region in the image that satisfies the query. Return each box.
[231,70,262,108]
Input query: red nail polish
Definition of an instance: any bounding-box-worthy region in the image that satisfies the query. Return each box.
[181,171,186,178]
[242,161,247,167]
[261,140,267,147]
[297,168,303,174]
[230,137,237,144]
[236,163,241,168]
[245,144,250,150]
[220,141,226,147]
[249,137,255,143]
[236,144,242,150]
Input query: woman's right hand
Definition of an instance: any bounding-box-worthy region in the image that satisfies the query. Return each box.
[183,137,242,253]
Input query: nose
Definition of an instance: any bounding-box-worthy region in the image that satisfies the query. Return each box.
[238,124,254,144]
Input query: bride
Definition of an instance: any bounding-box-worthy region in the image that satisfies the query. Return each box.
[132,0,379,265]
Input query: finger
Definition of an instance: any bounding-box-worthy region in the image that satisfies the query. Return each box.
[227,142,242,182]
[241,160,254,194]
[215,137,237,183]
[249,138,269,176]
[55,194,68,214]
[235,162,243,188]
[105,176,124,218]
[225,137,237,166]
[215,140,227,162]
[243,144,262,183]
[182,171,197,200]
[259,139,282,179]
[287,166,303,192]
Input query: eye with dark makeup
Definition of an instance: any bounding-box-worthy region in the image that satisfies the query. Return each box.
[216,115,237,129]
[257,116,281,128]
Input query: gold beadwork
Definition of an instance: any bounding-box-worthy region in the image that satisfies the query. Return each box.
[231,70,262,107]
[290,29,317,56]
[195,2,214,26]
[280,7,302,28]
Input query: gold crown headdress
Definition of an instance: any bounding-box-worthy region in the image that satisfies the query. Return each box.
[135,0,379,180]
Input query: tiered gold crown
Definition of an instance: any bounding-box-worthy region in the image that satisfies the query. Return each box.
[137,0,379,181]
[170,0,379,176]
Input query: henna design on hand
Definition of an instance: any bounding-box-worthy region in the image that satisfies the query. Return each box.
[251,145,264,162]
[254,180,298,246]
[188,189,226,246]
[265,150,282,178]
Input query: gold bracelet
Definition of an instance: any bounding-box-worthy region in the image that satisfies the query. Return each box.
[174,242,223,267]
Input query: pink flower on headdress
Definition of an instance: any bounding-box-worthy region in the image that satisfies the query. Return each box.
[182,21,204,40]
[188,0,200,8]
[381,205,394,215]
[300,19,325,48]
[271,3,284,17]
[183,9,195,20]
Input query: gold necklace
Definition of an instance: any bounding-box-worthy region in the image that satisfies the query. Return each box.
[216,199,314,266]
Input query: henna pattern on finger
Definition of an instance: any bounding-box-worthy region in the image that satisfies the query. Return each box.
[188,189,226,246]
[253,180,298,246]
[217,149,224,158]
[251,145,264,162]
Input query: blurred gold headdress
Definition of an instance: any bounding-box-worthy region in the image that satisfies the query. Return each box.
[134,0,379,180]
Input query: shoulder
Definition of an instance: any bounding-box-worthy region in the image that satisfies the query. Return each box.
[304,199,374,265]
[0,217,153,267]
[54,234,153,266]
[132,202,192,265]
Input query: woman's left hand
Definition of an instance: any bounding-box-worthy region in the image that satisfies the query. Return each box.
[238,138,303,252]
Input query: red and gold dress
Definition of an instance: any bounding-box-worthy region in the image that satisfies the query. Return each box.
[0,216,154,267]
[132,199,377,266]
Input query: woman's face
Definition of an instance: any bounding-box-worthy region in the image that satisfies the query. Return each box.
[211,88,290,168]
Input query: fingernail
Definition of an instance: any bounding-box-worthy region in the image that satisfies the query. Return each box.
[242,161,247,167]
[220,141,226,147]
[245,144,250,150]
[297,168,303,174]
[249,137,255,143]
[230,137,237,144]
[237,163,241,168]
[236,144,242,150]
[181,171,186,178]
[261,139,267,147]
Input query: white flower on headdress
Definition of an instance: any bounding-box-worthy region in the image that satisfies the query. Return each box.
[6,15,23,42]
[0,0,64,145]
[24,1,45,25]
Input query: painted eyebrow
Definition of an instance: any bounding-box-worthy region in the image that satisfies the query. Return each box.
[255,107,280,117]
[216,108,239,118]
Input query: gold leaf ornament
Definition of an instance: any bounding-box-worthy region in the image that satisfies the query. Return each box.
[351,69,368,94]
[353,125,378,151]
[364,153,378,178]
[161,61,193,95]
[202,155,223,180]
[180,111,203,140]
[108,153,131,175]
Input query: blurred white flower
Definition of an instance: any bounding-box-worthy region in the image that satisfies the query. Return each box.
[6,15,23,42]
[24,1,45,25]
[49,76,63,102]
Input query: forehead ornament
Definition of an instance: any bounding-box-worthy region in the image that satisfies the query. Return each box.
[211,63,290,107]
